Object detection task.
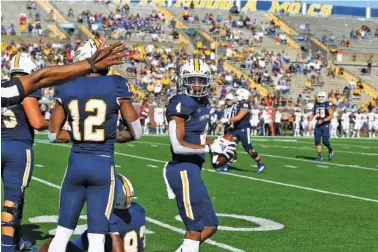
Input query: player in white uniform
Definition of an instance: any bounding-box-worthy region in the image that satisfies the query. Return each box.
[293,108,302,137]
[368,109,377,138]
[330,110,339,138]
[301,109,310,137]
[341,108,351,138]
[154,102,165,135]
[352,110,362,138]
[361,110,368,137]
[250,105,260,136]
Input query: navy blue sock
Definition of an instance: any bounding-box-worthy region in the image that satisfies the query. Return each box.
[2,235,14,252]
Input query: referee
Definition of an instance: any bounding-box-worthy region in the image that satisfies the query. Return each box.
[2,41,126,108]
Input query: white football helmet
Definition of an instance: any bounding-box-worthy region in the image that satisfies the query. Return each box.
[114,173,135,210]
[235,88,250,102]
[317,91,327,103]
[73,38,105,62]
[225,93,235,102]
[10,53,37,75]
[179,58,212,97]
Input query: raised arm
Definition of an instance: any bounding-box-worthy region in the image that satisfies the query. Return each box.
[48,101,71,143]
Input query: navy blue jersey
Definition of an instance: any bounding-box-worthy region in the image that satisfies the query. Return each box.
[313,101,332,124]
[233,101,251,129]
[55,75,132,157]
[1,90,42,144]
[109,202,146,252]
[166,94,211,166]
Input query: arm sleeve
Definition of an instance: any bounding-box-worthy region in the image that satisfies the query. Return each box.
[1,78,26,107]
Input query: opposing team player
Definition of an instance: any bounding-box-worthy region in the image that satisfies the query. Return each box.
[302,109,310,137]
[250,104,260,136]
[34,173,146,252]
[368,108,377,138]
[2,41,126,108]
[1,53,48,252]
[308,91,334,161]
[47,39,142,252]
[352,109,362,138]
[221,88,266,173]
[154,102,165,135]
[330,108,339,138]
[163,59,236,252]
[293,107,302,137]
[341,108,351,138]
[361,110,369,137]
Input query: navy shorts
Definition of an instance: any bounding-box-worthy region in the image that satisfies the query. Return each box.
[314,123,330,143]
[1,141,34,202]
[58,153,116,234]
[164,161,218,231]
[231,127,252,152]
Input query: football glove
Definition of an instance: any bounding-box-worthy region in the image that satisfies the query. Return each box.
[207,140,236,159]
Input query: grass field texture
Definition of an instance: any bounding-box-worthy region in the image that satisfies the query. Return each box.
[6,135,378,252]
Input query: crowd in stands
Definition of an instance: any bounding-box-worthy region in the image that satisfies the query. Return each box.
[78,4,171,42]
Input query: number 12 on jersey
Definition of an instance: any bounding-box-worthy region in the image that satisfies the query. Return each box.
[68,99,107,141]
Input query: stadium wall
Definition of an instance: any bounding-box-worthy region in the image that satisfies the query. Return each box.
[113,0,378,19]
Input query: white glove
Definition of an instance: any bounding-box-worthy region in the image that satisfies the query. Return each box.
[220,118,229,124]
[207,140,236,159]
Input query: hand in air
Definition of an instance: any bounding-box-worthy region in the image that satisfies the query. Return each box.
[91,41,127,70]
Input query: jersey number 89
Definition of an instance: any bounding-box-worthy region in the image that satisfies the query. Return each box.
[68,99,107,141]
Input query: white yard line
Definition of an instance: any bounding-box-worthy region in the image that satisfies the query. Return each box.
[283,165,298,169]
[147,164,159,168]
[316,165,329,168]
[115,165,121,168]
[31,176,245,252]
[37,143,378,203]
[35,164,45,167]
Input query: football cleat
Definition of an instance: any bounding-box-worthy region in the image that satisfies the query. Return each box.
[255,162,266,174]
[216,164,229,172]
[328,149,334,161]
[316,155,323,162]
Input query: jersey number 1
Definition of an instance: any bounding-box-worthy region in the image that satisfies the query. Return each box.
[68,99,107,141]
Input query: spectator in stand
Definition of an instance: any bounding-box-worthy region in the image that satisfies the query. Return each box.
[68,8,74,18]
[9,24,16,35]
[1,25,6,35]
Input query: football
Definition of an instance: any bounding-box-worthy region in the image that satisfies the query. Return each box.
[211,134,236,168]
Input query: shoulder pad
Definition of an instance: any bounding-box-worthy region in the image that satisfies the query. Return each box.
[166,95,198,119]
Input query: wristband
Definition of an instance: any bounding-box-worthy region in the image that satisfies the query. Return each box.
[86,58,98,73]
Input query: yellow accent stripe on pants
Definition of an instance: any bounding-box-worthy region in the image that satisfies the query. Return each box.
[105,166,115,219]
[180,170,194,220]
[21,149,31,192]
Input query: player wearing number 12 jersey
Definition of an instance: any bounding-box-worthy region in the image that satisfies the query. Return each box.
[308,91,335,161]
[47,39,141,252]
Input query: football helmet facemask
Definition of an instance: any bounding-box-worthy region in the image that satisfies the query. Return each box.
[179,58,212,98]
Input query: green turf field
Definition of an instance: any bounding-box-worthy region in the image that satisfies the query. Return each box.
[12,135,378,251]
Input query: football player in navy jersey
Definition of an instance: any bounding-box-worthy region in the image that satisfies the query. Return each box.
[47,39,142,252]
[33,173,146,252]
[220,88,266,173]
[308,91,335,161]
[164,58,236,252]
[1,53,48,252]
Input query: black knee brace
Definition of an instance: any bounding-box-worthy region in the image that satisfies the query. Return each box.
[1,205,18,228]
[249,149,259,159]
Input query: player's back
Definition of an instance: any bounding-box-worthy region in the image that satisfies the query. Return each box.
[166,94,210,166]
[234,101,251,129]
[109,202,146,251]
[368,112,376,122]
[355,113,362,121]
[342,112,350,121]
[55,75,132,157]
[1,91,42,145]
